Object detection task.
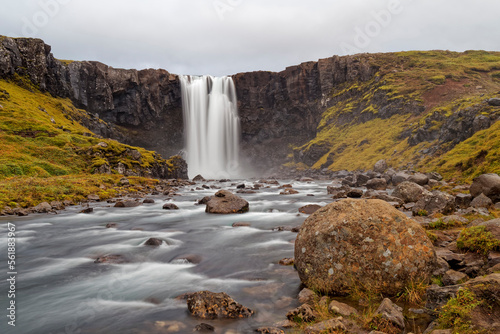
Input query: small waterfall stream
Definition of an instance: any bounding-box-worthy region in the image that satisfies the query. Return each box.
[180,75,241,179]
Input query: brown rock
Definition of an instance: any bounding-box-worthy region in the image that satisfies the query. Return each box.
[80,207,93,214]
[163,203,179,210]
[114,200,141,208]
[143,198,155,204]
[144,238,163,246]
[205,190,249,214]
[232,222,251,227]
[294,199,436,296]
[280,188,299,195]
[346,188,363,198]
[105,223,118,228]
[186,291,253,319]
[299,204,322,214]
[279,258,294,266]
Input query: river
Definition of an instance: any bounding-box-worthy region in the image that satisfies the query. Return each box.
[0,179,333,334]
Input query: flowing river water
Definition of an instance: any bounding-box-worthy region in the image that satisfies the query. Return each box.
[1,180,336,334]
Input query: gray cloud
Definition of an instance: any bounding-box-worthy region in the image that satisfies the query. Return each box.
[1,0,499,76]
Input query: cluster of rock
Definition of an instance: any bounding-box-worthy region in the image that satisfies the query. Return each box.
[323,161,500,217]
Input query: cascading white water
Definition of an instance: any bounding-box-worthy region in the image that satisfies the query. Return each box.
[180,75,241,179]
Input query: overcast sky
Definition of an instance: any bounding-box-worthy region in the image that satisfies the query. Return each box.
[1,0,499,76]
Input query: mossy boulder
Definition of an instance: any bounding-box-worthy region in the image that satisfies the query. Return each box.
[294,199,436,296]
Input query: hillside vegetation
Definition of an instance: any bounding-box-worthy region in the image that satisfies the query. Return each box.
[0,76,176,209]
[292,50,500,182]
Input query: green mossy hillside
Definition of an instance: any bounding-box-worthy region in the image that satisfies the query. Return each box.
[292,50,500,180]
[0,78,176,209]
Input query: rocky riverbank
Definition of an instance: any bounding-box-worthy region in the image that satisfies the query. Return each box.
[176,165,500,333]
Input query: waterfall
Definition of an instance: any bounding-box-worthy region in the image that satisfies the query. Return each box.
[180,75,241,179]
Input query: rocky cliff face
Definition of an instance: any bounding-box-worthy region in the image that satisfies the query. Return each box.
[0,36,184,158]
[233,56,378,170]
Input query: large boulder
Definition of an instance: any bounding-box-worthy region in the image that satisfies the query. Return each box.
[470,173,500,202]
[186,291,253,319]
[294,199,436,296]
[205,190,249,214]
[392,181,429,204]
[391,172,410,185]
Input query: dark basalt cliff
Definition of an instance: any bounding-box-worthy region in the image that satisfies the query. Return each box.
[0,36,377,171]
[234,57,377,169]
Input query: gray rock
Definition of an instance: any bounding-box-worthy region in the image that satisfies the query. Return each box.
[392,172,410,185]
[346,188,363,198]
[412,191,455,215]
[455,193,473,209]
[426,284,461,313]
[33,202,52,213]
[366,178,387,190]
[371,298,405,331]
[442,269,469,286]
[470,173,500,202]
[487,98,500,106]
[435,249,465,268]
[87,194,100,201]
[471,193,493,208]
[374,159,388,173]
[426,172,443,181]
[433,256,451,277]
